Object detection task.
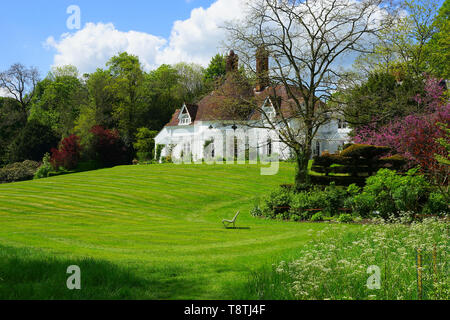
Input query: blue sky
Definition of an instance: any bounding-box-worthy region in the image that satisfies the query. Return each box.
[0,0,219,75]
[1,0,440,79]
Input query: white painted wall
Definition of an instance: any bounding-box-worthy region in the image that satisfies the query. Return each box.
[154,119,351,162]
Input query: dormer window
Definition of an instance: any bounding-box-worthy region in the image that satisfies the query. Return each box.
[262,98,276,120]
[265,110,275,119]
[179,115,191,125]
[178,104,192,125]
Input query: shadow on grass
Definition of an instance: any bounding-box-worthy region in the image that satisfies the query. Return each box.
[0,245,203,300]
[224,227,251,230]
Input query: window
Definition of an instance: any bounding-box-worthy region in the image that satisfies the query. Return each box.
[265,109,275,119]
[179,115,191,125]
[338,119,347,129]
[183,142,191,158]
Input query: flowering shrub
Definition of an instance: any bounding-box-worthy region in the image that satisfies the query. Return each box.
[354,108,449,172]
[50,135,82,170]
[354,76,450,184]
[248,219,449,300]
[0,160,40,183]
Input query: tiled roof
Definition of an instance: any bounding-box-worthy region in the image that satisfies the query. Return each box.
[164,78,314,127]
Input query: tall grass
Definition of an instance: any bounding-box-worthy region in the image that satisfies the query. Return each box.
[238,218,449,300]
[0,245,154,299]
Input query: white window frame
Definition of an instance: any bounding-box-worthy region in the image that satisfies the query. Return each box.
[179,116,191,125]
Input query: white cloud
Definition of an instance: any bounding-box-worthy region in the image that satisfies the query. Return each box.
[45,23,167,73]
[155,0,245,66]
[44,0,245,74]
[0,87,13,98]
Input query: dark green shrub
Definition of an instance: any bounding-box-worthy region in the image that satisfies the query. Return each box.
[337,213,354,223]
[133,128,157,161]
[261,188,292,218]
[322,183,348,215]
[0,160,40,183]
[349,168,430,219]
[75,160,103,172]
[379,154,407,170]
[340,144,390,159]
[312,154,351,167]
[422,192,449,216]
[347,192,376,218]
[309,175,366,187]
[276,213,289,220]
[310,212,324,221]
[288,184,350,219]
[311,143,406,185]
[6,120,59,163]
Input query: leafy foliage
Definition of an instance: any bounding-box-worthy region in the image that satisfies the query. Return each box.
[311,144,406,185]
[50,135,82,170]
[354,76,449,187]
[133,127,158,161]
[7,120,59,163]
[89,125,130,168]
[34,153,52,179]
[348,168,432,219]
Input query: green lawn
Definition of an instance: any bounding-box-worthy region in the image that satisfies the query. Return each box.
[0,162,357,299]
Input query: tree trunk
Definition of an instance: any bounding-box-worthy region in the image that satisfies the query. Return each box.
[294,149,311,191]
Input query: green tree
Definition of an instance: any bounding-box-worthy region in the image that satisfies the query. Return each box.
[29,65,87,137]
[342,71,425,128]
[354,0,443,78]
[141,64,182,130]
[133,127,158,161]
[203,54,226,85]
[6,119,60,163]
[173,62,206,103]
[107,52,145,146]
[425,0,450,78]
[74,68,119,145]
[0,97,25,165]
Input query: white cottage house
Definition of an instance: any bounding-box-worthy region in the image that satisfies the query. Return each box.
[155,51,351,162]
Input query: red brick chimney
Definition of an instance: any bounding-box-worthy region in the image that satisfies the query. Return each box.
[255,46,269,92]
[226,50,239,73]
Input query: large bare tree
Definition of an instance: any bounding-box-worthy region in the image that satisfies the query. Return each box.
[0,63,39,116]
[224,0,397,189]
